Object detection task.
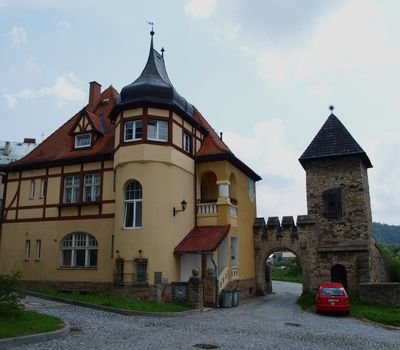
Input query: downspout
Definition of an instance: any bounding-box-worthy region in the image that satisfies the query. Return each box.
[0,172,8,240]
[209,253,219,307]
[194,158,198,227]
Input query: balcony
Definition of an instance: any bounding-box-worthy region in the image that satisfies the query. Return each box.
[196,199,238,227]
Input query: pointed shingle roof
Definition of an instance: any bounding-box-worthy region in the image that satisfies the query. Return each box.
[111,31,194,120]
[299,114,372,168]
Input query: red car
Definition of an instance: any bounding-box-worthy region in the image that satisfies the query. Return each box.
[316,282,350,315]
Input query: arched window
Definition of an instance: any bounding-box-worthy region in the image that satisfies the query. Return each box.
[124,181,142,228]
[60,233,98,267]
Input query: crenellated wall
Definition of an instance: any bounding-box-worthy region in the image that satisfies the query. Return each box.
[253,215,316,294]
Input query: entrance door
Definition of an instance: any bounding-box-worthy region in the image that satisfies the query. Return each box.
[331,264,348,290]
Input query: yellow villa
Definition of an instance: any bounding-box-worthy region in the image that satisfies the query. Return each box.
[0,31,261,303]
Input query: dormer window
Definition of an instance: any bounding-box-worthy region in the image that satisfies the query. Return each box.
[75,134,91,149]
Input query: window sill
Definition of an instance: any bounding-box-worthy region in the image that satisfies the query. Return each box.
[58,201,101,208]
[57,267,97,270]
[123,226,142,230]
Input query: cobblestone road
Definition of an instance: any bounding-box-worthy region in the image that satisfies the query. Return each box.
[7,282,400,350]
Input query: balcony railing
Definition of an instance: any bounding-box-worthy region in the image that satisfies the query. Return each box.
[197,202,218,215]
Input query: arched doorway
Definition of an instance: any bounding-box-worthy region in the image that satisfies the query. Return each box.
[331,264,348,290]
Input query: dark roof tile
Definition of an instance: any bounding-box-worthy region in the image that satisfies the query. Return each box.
[299,114,372,168]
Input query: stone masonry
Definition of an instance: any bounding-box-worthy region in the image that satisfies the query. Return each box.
[253,114,386,296]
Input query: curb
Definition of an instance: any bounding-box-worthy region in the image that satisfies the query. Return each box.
[24,291,209,317]
[0,320,70,349]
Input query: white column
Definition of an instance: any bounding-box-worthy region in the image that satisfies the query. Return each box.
[216,180,230,198]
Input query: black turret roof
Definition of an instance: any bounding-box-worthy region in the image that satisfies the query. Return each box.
[111,32,194,120]
[299,113,372,168]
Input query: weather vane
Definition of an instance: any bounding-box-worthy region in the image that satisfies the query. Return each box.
[147,21,155,35]
[329,105,334,113]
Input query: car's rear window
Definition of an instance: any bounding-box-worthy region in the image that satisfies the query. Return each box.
[320,288,345,296]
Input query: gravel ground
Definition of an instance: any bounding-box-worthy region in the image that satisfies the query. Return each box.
[7,281,400,350]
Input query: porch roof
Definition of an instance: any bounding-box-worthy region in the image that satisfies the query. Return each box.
[174,225,230,254]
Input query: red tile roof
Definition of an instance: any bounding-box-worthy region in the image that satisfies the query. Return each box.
[6,86,118,171]
[174,225,230,254]
[194,108,231,156]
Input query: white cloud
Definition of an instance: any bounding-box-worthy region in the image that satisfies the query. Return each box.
[256,0,400,85]
[4,73,85,109]
[7,26,28,47]
[224,120,307,219]
[185,0,217,19]
[58,20,71,31]
[366,132,400,225]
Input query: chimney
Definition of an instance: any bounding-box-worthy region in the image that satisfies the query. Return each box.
[4,141,10,155]
[88,81,102,112]
[23,138,36,144]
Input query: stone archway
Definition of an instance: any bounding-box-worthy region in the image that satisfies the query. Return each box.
[263,248,303,294]
[253,216,313,295]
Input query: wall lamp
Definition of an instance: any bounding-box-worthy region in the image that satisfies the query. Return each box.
[173,200,187,216]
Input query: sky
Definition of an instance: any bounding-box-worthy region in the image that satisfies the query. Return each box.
[1,0,399,225]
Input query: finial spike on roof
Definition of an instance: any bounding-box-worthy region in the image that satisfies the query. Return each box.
[329,105,334,114]
[161,47,165,57]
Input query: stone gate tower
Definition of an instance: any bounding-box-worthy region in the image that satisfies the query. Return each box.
[298,112,384,294]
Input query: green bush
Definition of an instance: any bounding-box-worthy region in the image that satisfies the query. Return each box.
[0,269,24,315]
[379,244,400,282]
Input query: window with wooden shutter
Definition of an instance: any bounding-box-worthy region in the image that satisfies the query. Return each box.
[323,188,342,219]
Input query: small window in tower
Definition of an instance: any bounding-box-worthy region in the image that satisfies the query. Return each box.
[147,120,168,142]
[75,134,91,149]
[323,188,342,219]
[183,133,191,153]
[124,120,142,142]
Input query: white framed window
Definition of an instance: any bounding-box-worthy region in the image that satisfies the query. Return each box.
[40,179,46,199]
[124,120,142,142]
[183,133,191,153]
[63,175,80,203]
[124,181,142,228]
[30,180,35,199]
[75,133,91,148]
[147,120,168,142]
[36,240,41,260]
[83,173,101,202]
[60,233,98,267]
[25,240,31,260]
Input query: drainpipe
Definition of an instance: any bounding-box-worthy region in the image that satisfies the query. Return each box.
[0,172,8,240]
[209,253,219,307]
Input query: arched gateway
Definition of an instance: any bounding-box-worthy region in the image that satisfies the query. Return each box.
[253,112,386,296]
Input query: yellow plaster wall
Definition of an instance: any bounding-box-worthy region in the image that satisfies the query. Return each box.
[124,108,143,118]
[0,219,114,282]
[64,165,81,173]
[197,161,257,281]
[5,182,18,207]
[172,123,182,147]
[102,170,115,201]
[148,108,169,117]
[49,167,62,175]
[114,144,194,174]
[83,162,101,171]
[113,156,195,284]
[46,177,61,205]
[18,208,43,219]
[21,169,46,178]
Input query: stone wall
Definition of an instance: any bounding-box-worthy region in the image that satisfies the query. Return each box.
[359,283,400,306]
[22,280,113,293]
[227,278,256,299]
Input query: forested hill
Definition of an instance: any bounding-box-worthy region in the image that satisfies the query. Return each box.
[373,222,400,246]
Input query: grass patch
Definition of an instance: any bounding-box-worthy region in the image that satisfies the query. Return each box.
[271,267,302,283]
[0,310,63,339]
[25,288,191,313]
[297,293,400,327]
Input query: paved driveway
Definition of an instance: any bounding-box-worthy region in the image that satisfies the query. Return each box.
[10,281,400,350]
